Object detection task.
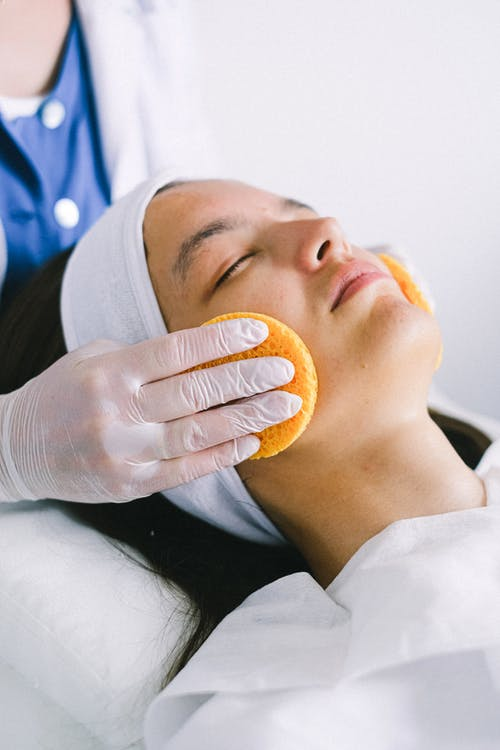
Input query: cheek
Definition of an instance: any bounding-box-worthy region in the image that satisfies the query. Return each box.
[205,277,309,333]
[162,285,305,334]
[159,280,212,332]
[354,246,388,271]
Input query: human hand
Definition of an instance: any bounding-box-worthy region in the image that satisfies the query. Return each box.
[0,318,300,502]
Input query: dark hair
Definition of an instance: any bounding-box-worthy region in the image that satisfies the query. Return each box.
[0,250,492,682]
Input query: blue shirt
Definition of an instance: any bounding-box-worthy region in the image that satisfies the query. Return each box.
[0,11,110,307]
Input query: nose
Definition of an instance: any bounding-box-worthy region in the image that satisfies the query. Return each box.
[289,217,353,273]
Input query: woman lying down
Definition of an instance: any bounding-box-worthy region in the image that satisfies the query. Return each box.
[2,173,499,749]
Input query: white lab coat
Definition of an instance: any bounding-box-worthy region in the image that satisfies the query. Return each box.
[0,0,216,291]
[144,439,500,750]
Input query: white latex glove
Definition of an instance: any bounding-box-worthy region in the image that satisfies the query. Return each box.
[0,318,301,502]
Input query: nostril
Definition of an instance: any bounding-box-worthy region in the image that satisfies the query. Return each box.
[317,240,330,260]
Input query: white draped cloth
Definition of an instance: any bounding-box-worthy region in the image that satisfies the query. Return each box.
[145,439,500,749]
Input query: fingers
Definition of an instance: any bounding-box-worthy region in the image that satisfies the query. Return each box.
[144,390,303,461]
[129,435,262,496]
[135,356,295,423]
[104,389,302,499]
[111,318,270,383]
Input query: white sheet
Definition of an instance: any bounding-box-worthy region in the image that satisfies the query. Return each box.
[1,386,497,748]
[145,439,500,749]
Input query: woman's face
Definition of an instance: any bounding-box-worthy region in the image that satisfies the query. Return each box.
[144,179,441,452]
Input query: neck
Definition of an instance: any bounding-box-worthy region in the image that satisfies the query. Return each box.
[244,411,486,587]
[0,0,72,97]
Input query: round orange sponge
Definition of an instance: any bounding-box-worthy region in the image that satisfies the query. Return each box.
[378,253,442,369]
[377,253,432,314]
[194,312,318,459]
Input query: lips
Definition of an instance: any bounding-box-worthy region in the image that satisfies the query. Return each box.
[329,261,391,312]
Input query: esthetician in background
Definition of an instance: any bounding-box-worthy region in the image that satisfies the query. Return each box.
[0,0,293,503]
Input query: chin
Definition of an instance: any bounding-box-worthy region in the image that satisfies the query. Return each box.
[313,297,441,425]
[362,295,442,390]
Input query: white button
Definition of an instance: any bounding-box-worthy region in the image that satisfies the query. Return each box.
[41,99,66,129]
[54,198,79,229]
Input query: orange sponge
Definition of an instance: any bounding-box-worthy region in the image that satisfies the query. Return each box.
[377,253,432,314]
[195,312,318,459]
[378,253,442,369]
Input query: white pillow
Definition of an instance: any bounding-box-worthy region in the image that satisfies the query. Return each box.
[0,499,186,749]
[428,383,500,442]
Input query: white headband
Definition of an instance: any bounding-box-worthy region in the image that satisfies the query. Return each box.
[60,172,286,545]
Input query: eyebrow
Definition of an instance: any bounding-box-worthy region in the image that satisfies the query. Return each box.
[172,196,315,285]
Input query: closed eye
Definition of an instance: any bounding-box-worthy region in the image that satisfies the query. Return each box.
[215,252,256,289]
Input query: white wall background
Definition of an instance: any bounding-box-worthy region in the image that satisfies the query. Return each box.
[191,0,500,419]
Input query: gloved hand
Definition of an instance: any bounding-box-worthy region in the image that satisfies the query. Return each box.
[0,317,300,502]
